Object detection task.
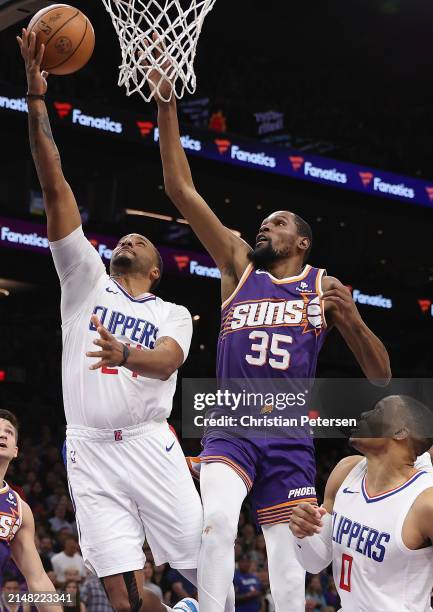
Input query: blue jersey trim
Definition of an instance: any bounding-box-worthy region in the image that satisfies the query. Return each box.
[110,279,156,304]
[361,470,427,503]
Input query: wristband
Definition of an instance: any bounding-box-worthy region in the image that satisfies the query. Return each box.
[118,344,130,367]
[26,93,45,100]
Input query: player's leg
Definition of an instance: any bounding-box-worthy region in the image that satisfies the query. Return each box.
[65,433,147,579]
[103,570,163,611]
[198,462,247,611]
[103,570,198,612]
[177,568,236,612]
[262,524,306,612]
[251,441,317,612]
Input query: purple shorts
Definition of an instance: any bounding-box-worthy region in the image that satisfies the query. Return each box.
[199,435,317,525]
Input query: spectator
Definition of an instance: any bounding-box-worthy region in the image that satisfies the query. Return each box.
[64,569,83,585]
[324,576,339,609]
[64,580,86,612]
[51,537,86,584]
[234,554,263,612]
[241,523,257,550]
[305,575,327,611]
[49,504,74,534]
[56,527,75,552]
[164,569,197,608]
[81,570,113,612]
[250,533,266,567]
[255,569,273,612]
[22,471,37,497]
[39,535,55,562]
[1,577,30,612]
[235,538,244,563]
[47,484,69,512]
[143,561,163,600]
[153,563,168,594]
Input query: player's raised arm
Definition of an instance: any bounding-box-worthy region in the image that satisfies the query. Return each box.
[148,36,251,284]
[322,276,392,384]
[10,501,61,612]
[17,29,81,242]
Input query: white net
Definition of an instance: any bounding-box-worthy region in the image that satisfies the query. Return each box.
[101,0,217,102]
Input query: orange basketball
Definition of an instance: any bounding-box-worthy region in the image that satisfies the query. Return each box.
[28,4,95,75]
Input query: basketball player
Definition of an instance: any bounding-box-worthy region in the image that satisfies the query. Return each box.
[290,395,433,611]
[147,37,391,612]
[17,29,202,612]
[0,410,60,610]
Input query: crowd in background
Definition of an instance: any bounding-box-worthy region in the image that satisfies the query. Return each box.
[0,400,344,612]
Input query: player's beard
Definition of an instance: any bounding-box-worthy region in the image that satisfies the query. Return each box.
[248,241,289,270]
[110,253,135,275]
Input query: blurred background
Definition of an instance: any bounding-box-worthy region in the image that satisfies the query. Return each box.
[0,0,433,609]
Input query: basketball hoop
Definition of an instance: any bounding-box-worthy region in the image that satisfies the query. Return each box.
[101,0,216,102]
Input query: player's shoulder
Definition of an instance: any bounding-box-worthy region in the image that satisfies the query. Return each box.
[153,296,192,320]
[326,455,365,497]
[321,275,343,290]
[415,451,433,472]
[410,480,433,528]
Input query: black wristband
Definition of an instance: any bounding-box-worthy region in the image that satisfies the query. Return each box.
[118,344,130,367]
[26,93,45,100]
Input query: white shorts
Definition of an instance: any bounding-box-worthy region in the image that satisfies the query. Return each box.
[66,420,203,578]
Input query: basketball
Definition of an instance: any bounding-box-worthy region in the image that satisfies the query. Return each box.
[27,4,95,75]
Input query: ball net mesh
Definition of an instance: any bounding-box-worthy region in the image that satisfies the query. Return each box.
[101,0,217,102]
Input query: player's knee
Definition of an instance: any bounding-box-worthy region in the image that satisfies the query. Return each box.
[202,510,237,544]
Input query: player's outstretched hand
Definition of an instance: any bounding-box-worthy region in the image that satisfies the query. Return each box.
[322,283,361,328]
[142,31,174,102]
[289,503,327,539]
[86,315,126,370]
[16,28,48,96]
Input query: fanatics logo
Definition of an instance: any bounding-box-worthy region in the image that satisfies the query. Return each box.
[215,139,231,154]
[136,121,154,137]
[54,101,73,119]
[359,172,374,187]
[114,430,123,441]
[289,156,304,172]
[174,255,190,271]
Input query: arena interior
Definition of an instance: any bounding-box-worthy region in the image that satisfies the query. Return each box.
[1,0,433,610]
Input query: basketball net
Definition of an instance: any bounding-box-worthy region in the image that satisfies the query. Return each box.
[101,0,216,102]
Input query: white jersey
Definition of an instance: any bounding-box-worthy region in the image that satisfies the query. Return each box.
[333,458,433,612]
[50,226,192,429]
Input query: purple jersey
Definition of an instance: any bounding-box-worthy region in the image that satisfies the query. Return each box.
[218,263,327,379]
[0,483,22,575]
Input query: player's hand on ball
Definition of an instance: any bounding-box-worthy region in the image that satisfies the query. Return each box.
[142,32,174,101]
[86,315,126,370]
[16,29,48,95]
[322,283,361,328]
[289,503,327,538]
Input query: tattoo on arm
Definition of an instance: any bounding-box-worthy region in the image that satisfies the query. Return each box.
[155,336,171,348]
[28,108,61,179]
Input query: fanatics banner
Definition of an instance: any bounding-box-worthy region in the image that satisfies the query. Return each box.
[1,82,433,208]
